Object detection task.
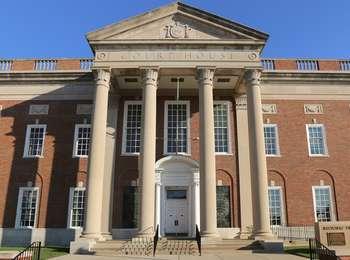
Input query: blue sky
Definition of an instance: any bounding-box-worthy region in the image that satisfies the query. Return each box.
[1,0,349,59]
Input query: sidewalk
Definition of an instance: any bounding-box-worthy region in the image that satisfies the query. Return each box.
[51,253,305,260]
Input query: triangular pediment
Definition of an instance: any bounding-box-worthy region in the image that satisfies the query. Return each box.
[87,2,268,42]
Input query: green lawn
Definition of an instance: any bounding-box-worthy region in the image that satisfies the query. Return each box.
[0,246,69,260]
[284,246,310,258]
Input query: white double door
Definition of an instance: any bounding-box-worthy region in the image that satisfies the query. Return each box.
[164,188,188,235]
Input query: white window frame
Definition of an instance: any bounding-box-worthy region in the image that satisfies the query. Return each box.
[23,124,47,158]
[72,124,91,158]
[312,185,335,222]
[164,100,191,155]
[214,101,232,155]
[122,101,142,156]
[268,186,285,226]
[15,187,40,229]
[264,124,281,157]
[306,124,328,157]
[67,187,86,229]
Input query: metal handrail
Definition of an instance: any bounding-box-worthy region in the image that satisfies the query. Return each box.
[13,241,41,260]
[195,224,201,256]
[309,238,340,260]
[153,225,159,256]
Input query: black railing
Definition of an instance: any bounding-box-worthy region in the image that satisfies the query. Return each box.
[153,224,159,256]
[13,241,41,260]
[195,225,201,256]
[309,238,340,260]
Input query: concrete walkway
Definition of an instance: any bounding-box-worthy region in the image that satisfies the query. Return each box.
[51,253,305,260]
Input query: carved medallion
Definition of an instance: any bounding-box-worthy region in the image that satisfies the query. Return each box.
[262,104,277,114]
[304,104,323,114]
[164,22,191,39]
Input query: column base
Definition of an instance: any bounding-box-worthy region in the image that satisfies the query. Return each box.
[80,232,106,241]
[101,232,113,240]
[200,230,220,244]
[70,238,96,254]
[253,231,276,241]
[239,231,253,240]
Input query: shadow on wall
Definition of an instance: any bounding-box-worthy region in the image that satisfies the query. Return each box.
[0,80,94,247]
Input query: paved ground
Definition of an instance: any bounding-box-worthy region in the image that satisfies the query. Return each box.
[51,253,305,260]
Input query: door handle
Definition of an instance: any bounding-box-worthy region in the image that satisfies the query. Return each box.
[174,220,178,226]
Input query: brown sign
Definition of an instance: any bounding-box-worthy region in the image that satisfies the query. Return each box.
[327,233,346,246]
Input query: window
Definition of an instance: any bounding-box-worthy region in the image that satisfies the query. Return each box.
[312,186,333,222]
[23,125,46,158]
[164,101,190,154]
[306,124,328,156]
[68,187,86,228]
[122,101,142,155]
[214,102,231,154]
[73,124,91,157]
[216,186,231,227]
[264,124,280,156]
[15,187,39,228]
[268,187,283,226]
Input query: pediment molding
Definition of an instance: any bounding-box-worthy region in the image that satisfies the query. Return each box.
[87,2,268,44]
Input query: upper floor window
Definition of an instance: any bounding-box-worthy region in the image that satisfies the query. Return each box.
[214,102,231,154]
[23,124,46,158]
[306,124,328,156]
[312,186,333,222]
[264,124,280,156]
[15,187,39,228]
[122,101,142,155]
[164,101,190,154]
[73,124,91,157]
[268,186,284,226]
[68,187,86,228]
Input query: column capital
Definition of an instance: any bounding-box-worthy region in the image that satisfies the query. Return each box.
[235,95,248,110]
[140,67,159,87]
[244,69,262,86]
[94,68,111,88]
[196,66,216,85]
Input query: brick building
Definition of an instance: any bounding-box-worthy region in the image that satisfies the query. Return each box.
[0,2,349,250]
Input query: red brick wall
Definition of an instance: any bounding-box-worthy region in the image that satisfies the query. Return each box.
[264,100,350,225]
[0,100,90,228]
[1,96,350,230]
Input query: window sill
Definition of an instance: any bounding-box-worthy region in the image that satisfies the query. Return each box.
[163,152,191,156]
[121,153,140,157]
[215,153,233,156]
[308,154,329,158]
[23,155,44,159]
[15,226,35,229]
[73,155,89,159]
[266,154,282,158]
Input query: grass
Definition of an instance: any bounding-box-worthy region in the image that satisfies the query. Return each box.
[284,245,310,258]
[0,246,69,260]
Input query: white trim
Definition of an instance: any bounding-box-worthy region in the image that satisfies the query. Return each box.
[306,124,329,157]
[312,185,335,222]
[72,124,91,158]
[163,100,191,155]
[67,187,86,229]
[268,186,285,226]
[264,123,281,157]
[214,101,232,155]
[15,187,40,229]
[121,100,142,156]
[23,124,47,158]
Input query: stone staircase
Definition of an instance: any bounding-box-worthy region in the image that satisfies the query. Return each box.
[92,238,263,256]
[155,238,199,255]
[201,239,263,255]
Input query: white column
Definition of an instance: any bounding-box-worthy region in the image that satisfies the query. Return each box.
[197,67,219,238]
[235,95,254,239]
[245,69,273,239]
[82,69,111,240]
[137,67,158,237]
[101,94,119,239]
